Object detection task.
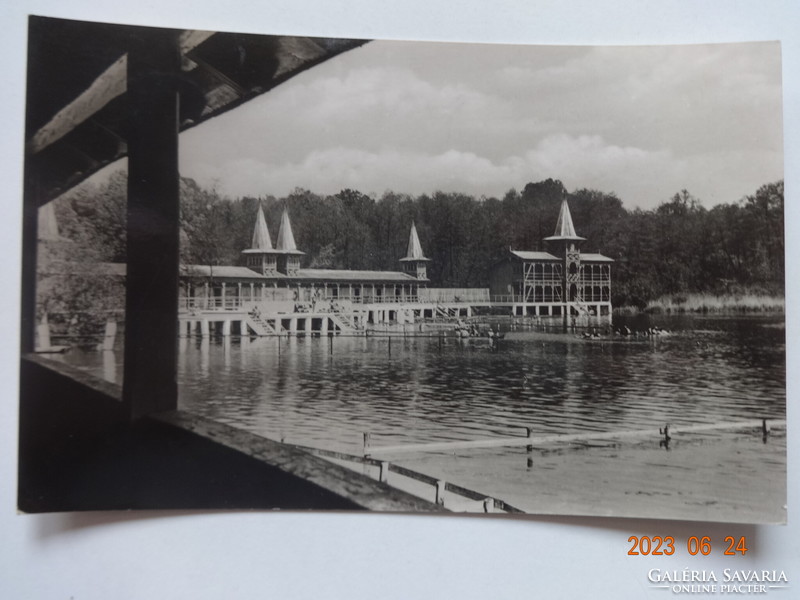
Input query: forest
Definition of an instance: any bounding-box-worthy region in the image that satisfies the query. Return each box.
[51,171,784,310]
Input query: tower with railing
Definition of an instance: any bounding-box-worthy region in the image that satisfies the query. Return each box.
[399,221,430,281]
[488,197,613,326]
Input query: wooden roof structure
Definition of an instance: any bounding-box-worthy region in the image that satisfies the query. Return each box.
[21,16,369,417]
[25,16,367,206]
[509,250,613,263]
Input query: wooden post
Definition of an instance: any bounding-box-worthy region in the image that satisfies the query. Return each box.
[102,320,117,350]
[222,319,231,337]
[435,480,446,506]
[526,427,533,452]
[20,167,41,354]
[123,29,181,419]
[35,316,51,351]
[379,461,389,483]
[363,432,371,455]
[200,319,209,338]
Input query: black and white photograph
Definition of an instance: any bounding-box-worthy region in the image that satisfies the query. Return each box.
[4,2,800,599]
[18,16,786,523]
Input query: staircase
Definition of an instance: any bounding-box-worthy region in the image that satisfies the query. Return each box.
[328,312,361,334]
[435,305,453,319]
[244,312,278,335]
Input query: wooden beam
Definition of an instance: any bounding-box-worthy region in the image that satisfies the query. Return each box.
[27,30,215,157]
[123,30,181,419]
[27,55,127,156]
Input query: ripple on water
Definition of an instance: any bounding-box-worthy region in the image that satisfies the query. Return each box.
[168,315,785,454]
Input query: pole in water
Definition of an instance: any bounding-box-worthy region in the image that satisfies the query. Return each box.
[388,336,391,357]
[526,426,533,452]
[363,432,371,455]
[329,333,333,355]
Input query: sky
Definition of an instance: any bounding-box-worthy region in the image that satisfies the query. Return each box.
[179,39,783,210]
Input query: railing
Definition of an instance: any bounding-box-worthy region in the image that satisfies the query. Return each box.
[418,288,490,303]
[180,297,245,311]
[355,295,420,304]
[522,278,564,286]
[489,294,520,303]
[296,444,523,513]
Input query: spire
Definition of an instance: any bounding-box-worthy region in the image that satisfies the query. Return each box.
[250,204,273,250]
[276,208,298,252]
[544,199,585,242]
[402,221,428,261]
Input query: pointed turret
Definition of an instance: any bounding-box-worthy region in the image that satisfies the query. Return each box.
[274,208,304,275]
[276,208,298,252]
[403,222,428,261]
[543,198,584,324]
[250,204,272,250]
[544,199,585,242]
[242,204,279,275]
[399,221,430,280]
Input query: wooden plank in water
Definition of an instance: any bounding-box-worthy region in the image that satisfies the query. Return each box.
[366,419,786,457]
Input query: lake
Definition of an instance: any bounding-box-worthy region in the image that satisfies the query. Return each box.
[56,313,787,520]
[177,314,785,450]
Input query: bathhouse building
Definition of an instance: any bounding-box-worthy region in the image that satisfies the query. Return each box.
[489,198,613,324]
[178,206,445,335]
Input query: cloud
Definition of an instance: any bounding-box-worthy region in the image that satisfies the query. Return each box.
[180,40,782,210]
[188,135,678,204]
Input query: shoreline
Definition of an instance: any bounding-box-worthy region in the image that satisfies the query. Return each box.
[616,292,785,315]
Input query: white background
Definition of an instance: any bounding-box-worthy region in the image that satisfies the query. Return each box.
[1,1,797,598]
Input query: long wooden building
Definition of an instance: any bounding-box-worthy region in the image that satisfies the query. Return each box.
[180,205,431,309]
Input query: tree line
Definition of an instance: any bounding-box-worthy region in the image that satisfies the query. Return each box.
[51,171,784,309]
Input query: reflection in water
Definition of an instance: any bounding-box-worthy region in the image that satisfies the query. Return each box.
[48,314,785,517]
[174,315,785,455]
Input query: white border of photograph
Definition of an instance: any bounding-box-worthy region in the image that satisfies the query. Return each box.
[1,1,798,598]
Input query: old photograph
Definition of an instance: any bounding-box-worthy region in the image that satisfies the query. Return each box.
[20,16,785,522]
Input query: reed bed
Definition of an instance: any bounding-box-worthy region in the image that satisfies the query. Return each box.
[644,292,784,314]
